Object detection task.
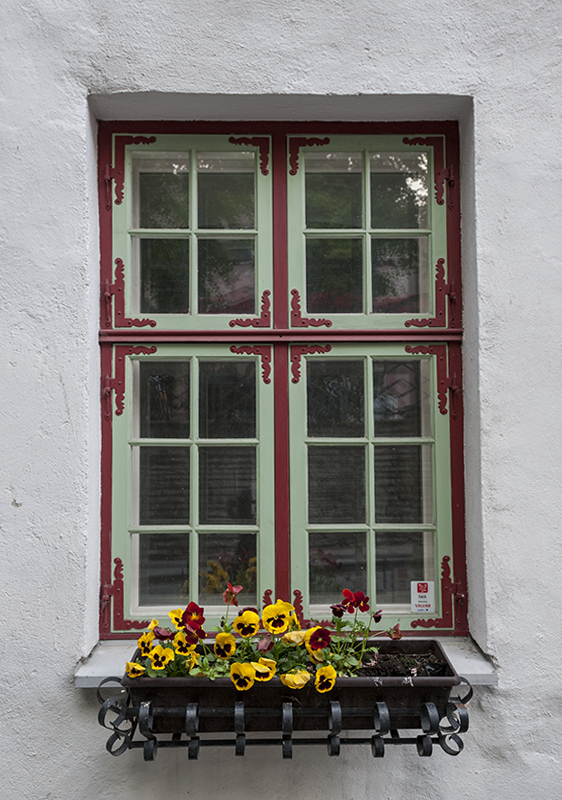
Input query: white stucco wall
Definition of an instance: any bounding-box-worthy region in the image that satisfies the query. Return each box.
[2,0,561,797]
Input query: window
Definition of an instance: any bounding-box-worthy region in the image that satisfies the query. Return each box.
[99,123,467,637]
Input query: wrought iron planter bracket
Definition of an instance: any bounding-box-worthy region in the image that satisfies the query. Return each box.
[97,677,472,761]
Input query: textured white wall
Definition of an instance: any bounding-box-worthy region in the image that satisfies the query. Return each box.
[2,0,561,797]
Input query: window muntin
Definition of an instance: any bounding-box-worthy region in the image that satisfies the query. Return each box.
[102,125,464,635]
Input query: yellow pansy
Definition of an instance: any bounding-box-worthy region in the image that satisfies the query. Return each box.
[232,610,261,638]
[148,645,175,670]
[279,670,311,689]
[262,600,295,634]
[185,650,199,671]
[230,662,256,691]
[251,658,276,681]
[173,631,196,656]
[168,608,184,630]
[137,631,155,657]
[214,632,236,659]
[315,665,337,693]
[308,649,324,664]
[148,619,159,630]
[281,630,307,646]
[125,662,146,678]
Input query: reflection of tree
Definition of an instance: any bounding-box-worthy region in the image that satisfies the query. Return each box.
[200,537,257,599]
[198,239,255,314]
[307,361,364,436]
[372,239,421,313]
[140,171,189,228]
[370,153,428,228]
[306,171,362,228]
[306,238,362,313]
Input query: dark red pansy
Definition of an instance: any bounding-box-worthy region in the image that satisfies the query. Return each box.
[153,626,175,640]
[182,601,205,629]
[309,627,332,650]
[222,582,243,607]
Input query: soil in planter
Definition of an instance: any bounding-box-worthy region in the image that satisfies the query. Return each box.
[356,652,448,678]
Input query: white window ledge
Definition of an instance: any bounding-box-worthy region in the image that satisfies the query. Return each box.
[74,637,497,688]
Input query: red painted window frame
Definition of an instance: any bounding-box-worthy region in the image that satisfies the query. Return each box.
[98,121,467,639]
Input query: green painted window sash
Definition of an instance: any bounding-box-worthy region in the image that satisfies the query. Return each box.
[288,343,453,630]
[110,344,276,628]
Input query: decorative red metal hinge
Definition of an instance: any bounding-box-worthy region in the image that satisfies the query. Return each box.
[103,344,158,420]
[402,137,455,210]
[404,343,460,418]
[229,290,271,328]
[405,259,456,328]
[104,258,157,329]
[228,136,270,175]
[104,135,157,210]
[288,137,330,175]
[230,344,272,384]
[100,558,150,634]
[290,289,333,328]
[290,344,332,383]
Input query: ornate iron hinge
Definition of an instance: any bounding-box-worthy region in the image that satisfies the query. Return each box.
[103,258,156,329]
[100,558,150,634]
[102,345,158,421]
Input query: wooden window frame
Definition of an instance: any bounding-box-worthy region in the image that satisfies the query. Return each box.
[98,121,467,638]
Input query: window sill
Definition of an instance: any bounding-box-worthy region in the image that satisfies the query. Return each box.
[74,636,497,688]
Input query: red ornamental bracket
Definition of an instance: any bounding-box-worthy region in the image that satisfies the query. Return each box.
[410,556,465,630]
[288,137,330,175]
[404,343,452,415]
[228,136,270,175]
[105,259,157,329]
[402,136,454,209]
[104,135,157,210]
[229,290,271,328]
[290,289,333,328]
[262,589,273,607]
[230,344,272,384]
[405,259,456,329]
[100,558,150,634]
[290,344,332,384]
[103,345,158,420]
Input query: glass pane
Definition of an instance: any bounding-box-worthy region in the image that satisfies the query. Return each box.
[374,445,432,523]
[307,360,364,438]
[199,361,256,439]
[139,361,190,439]
[140,239,189,314]
[139,446,190,525]
[372,237,429,313]
[198,238,255,314]
[370,152,428,229]
[199,447,256,524]
[308,446,366,524]
[306,238,363,313]
[197,152,255,229]
[375,531,425,604]
[305,152,362,228]
[138,533,190,606]
[135,156,189,229]
[373,360,431,438]
[309,531,367,605]
[198,533,257,606]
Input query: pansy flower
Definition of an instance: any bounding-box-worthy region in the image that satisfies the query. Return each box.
[125,662,146,678]
[232,610,261,638]
[388,623,402,640]
[153,626,175,641]
[183,624,206,646]
[137,631,155,657]
[279,670,311,689]
[230,662,256,691]
[222,582,243,607]
[251,658,276,682]
[148,645,175,670]
[342,589,370,613]
[282,630,307,646]
[214,632,236,659]
[148,618,160,630]
[182,601,205,629]
[330,603,346,618]
[173,631,196,656]
[256,633,273,652]
[305,626,332,654]
[168,608,185,630]
[315,664,337,693]
[262,600,295,634]
[372,609,383,624]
